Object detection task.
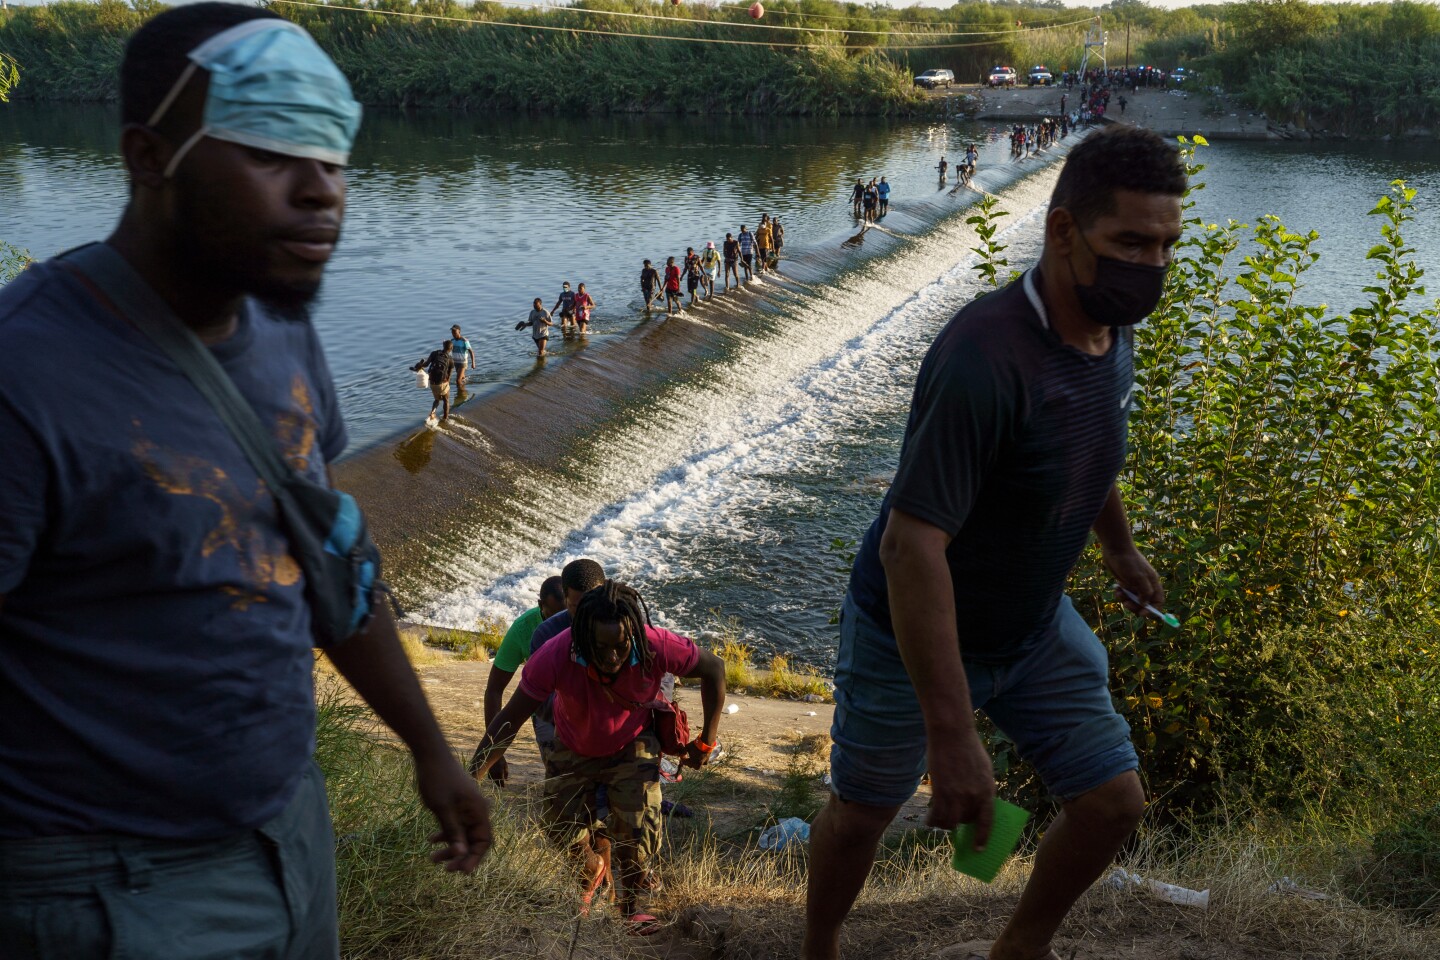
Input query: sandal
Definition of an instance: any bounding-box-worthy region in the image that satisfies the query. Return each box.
[578,837,612,916]
[625,913,662,936]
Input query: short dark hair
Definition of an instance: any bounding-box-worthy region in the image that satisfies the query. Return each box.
[560,558,605,596]
[539,575,564,607]
[1049,127,1186,228]
[120,3,283,128]
[571,580,655,675]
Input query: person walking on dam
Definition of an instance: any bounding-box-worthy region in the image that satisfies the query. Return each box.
[663,256,683,315]
[700,241,721,299]
[877,177,890,216]
[640,258,661,311]
[413,339,455,423]
[738,225,755,282]
[449,323,474,389]
[573,282,595,335]
[723,232,740,290]
[553,281,577,334]
[0,6,492,958]
[528,297,553,356]
[802,127,1186,960]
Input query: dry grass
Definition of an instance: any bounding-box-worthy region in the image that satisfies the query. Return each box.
[714,637,756,691]
[710,636,833,703]
[319,682,1438,960]
[418,620,506,662]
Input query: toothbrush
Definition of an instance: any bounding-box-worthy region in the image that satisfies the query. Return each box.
[1119,587,1180,628]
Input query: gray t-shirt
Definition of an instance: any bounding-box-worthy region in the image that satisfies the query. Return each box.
[529,308,551,339]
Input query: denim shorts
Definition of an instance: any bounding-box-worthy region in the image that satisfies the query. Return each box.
[830,592,1138,808]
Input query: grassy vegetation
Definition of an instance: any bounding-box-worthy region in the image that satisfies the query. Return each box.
[710,623,832,701]
[419,621,506,661]
[317,676,1440,958]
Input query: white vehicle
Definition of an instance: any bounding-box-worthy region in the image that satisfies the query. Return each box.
[914,69,955,89]
[1027,65,1053,86]
[987,66,1017,88]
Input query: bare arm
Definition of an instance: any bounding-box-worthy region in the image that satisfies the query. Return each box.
[678,648,727,768]
[481,667,516,785]
[483,668,515,730]
[468,688,545,779]
[1092,483,1164,610]
[880,507,995,845]
[324,603,492,872]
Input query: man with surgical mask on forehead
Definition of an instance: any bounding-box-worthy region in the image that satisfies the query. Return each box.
[805,127,1187,960]
[0,6,491,958]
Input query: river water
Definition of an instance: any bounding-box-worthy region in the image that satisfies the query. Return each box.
[3,105,1436,662]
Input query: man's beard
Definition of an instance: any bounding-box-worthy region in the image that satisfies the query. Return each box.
[258,287,319,324]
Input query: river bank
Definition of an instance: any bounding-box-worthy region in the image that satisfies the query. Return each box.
[320,646,1440,959]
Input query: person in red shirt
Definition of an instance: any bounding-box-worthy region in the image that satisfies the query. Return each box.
[573,282,596,335]
[663,256,683,316]
[471,581,727,931]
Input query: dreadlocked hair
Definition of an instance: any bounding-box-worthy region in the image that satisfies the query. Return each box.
[572,580,656,675]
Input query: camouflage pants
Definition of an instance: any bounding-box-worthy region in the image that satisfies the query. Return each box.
[543,730,662,874]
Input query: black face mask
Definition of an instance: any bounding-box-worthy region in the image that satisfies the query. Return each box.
[1069,231,1169,327]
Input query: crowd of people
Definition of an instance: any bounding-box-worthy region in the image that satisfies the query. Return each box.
[1061,64,1178,91]
[0,5,1196,959]
[1008,118,1063,158]
[502,216,788,365]
[849,177,892,220]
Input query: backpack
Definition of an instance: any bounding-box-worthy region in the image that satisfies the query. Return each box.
[426,352,451,380]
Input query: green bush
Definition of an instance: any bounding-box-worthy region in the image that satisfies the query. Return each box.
[1062,143,1440,815]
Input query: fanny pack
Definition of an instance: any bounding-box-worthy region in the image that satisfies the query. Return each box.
[62,243,380,647]
[599,682,691,757]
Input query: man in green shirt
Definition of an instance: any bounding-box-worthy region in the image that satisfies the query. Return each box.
[482,575,565,784]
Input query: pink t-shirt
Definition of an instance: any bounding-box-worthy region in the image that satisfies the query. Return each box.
[518,625,701,757]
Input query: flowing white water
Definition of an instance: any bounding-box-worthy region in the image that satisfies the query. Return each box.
[418,162,1063,657]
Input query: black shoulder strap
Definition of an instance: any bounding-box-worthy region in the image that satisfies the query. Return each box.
[62,243,295,496]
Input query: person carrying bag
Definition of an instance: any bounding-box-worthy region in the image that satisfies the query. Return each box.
[61,242,380,646]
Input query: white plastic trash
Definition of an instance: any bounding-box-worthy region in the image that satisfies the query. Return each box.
[1106,868,1210,909]
[725,703,740,714]
[758,817,810,850]
[415,368,429,389]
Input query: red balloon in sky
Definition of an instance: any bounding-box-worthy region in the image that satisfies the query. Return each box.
[749,2,764,17]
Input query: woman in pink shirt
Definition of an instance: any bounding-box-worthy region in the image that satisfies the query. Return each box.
[471,581,727,931]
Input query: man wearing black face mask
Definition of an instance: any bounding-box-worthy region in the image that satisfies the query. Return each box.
[804,127,1185,960]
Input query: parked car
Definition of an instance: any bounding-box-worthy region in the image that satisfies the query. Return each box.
[1172,66,1190,85]
[914,69,956,89]
[1027,65,1053,86]
[986,66,1017,88]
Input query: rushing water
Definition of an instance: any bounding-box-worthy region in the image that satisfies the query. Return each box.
[3,105,1436,663]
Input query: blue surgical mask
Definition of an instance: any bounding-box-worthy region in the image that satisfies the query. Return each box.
[148,19,362,178]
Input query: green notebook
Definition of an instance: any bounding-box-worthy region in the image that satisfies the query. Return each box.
[949,799,1031,883]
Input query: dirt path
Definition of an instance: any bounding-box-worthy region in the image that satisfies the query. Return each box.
[392,651,934,838]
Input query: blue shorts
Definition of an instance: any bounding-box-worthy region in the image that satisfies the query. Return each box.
[830,593,1138,807]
